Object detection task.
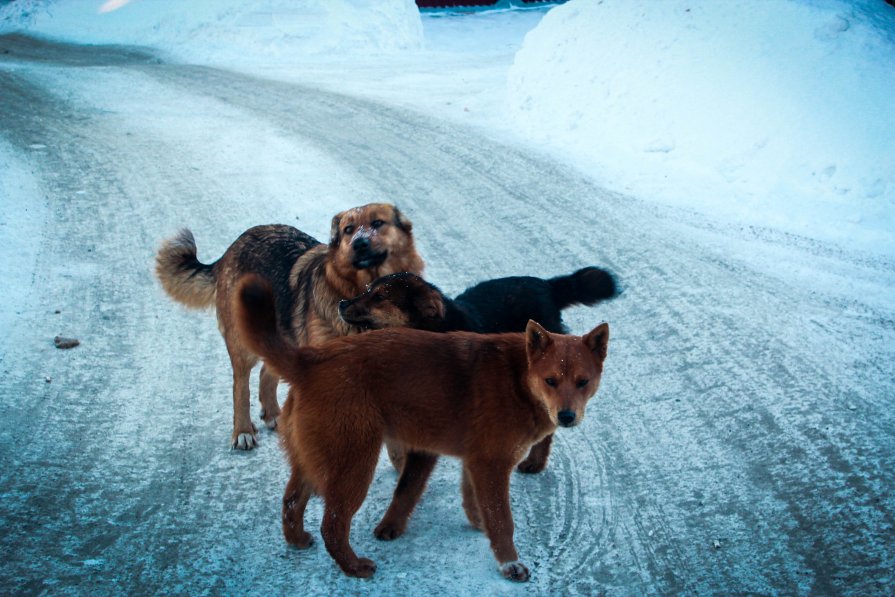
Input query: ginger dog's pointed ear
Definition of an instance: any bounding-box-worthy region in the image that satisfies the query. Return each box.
[329,211,344,249]
[584,322,610,362]
[526,320,553,361]
[392,206,413,234]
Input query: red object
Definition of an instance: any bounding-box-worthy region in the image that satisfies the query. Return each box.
[416,0,563,7]
[416,0,498,6]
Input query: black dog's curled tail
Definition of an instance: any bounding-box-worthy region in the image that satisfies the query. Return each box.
[234,274,303,381]
[549,266,619,310]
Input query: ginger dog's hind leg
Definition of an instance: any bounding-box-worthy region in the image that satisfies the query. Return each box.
[319,434,382,578]
[282,467,314,548]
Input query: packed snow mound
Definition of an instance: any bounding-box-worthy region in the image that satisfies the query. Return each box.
[507,0,895,253]
[0,0,424,62]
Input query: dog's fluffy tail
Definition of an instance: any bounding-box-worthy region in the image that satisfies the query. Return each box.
[155,229,216,309]
[549,266,618,310]
[234,274,304,381]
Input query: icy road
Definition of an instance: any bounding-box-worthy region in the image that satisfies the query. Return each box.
[1,35,893,595]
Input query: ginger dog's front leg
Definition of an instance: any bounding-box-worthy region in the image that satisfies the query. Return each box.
[461,465,483,531]
[466,461,530,582]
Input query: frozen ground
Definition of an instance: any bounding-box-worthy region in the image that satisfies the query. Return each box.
[1,1,894,595]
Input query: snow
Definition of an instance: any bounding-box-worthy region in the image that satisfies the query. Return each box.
[1,0,894,593]
[0,0,423,61]
[0,140,45,357]
[506,0,895,255]
[3,0,891,256]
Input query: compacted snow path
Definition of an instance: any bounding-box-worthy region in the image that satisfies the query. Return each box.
[1,36,893,594]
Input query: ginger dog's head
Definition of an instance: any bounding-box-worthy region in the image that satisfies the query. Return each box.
[339,272,445,330]
[525,320,610,428]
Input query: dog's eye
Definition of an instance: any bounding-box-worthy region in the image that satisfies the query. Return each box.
[343,225,355,235]
[576,378,589,389]
[371,219,385,229]
[372,294,385,303]
[545,377,557,387]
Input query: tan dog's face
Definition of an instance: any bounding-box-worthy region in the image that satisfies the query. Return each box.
[329,203,414,271]
[525,320,609,428]
[339,272,444,329]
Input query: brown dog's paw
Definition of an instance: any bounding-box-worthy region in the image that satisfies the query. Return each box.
[232,431,258,450]
[463,510,483,532]
[515,457,547,474]
[373,520,405,541]
[260,409,280,430]
[500,560,530,582]
[344,557,377,579]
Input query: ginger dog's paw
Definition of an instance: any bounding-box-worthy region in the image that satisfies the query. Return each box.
[500,561,530,582]
[232,432,257,450]
[373,520,405,541]
[345,557,377,578]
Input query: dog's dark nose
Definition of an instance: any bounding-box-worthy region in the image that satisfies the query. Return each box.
[352,237,371,252]
[558,410,576,427]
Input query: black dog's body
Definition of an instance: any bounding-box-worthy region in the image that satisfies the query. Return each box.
[452,268,616,334]
[339,266,618,473]
[341,267,617,335]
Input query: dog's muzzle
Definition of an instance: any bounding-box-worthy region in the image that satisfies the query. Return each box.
[338,299,374,329]
[351,237,388,269]
[557,410,577,427]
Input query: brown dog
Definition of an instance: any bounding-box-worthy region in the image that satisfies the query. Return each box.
[235,274,610,581]
[339,268,618,473]
[155,203,424,449]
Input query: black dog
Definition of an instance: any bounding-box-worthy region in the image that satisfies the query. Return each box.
[339,267,617,334]
[339,266,618,473]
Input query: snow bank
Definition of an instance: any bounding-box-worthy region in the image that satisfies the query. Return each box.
[0,0,423,63]
[507,0,895,254]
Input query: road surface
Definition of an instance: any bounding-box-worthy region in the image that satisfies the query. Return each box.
[1,34,893,595]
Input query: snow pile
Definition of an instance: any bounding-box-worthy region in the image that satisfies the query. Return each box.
[0,0,423,62]
[507,0,895,253]
[3,0,894,254]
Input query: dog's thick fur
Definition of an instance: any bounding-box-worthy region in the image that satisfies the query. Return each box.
[155,203,424,449]
[235,275,610,581]
[340,267,616,335]
[339,267,617,472]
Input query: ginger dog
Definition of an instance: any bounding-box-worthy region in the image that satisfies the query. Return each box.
[235,274,610,581]
[339,267,618,473]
